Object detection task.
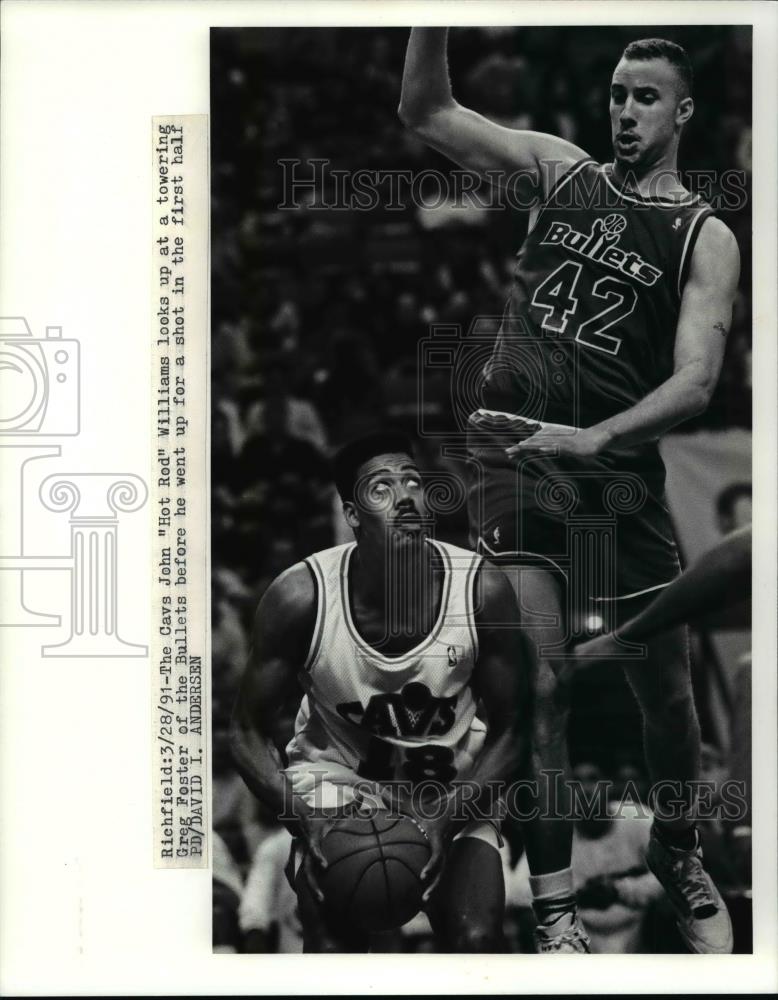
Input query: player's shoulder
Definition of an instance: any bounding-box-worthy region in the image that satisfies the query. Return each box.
[433,538,482,563]
[690,215,740,280]
[255,560,317,631]
[248,561,320,661]
[473,557,519,621]
[256,543,355,629]
[695,214,739,256]
[538,145,596,199]
[427,540,516,619]
[307,541,354,570]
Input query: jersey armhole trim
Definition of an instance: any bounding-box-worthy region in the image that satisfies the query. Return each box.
[301,557,325,672]
[545,157,596,203]
[466,553,483,662]
[527,157,596,236]
[677,208,714,298]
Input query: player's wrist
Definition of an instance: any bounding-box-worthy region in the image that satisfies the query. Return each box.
[589,423,616,453]
[292,798,331,837]
[444,780,499,830]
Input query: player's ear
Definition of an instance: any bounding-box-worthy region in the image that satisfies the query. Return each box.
[343,500,360,530]
[676,95,694,128]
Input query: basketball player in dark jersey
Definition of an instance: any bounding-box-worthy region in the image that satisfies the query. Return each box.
[400,31,740,953]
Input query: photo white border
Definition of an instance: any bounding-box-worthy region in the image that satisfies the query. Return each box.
[1,0,775,994]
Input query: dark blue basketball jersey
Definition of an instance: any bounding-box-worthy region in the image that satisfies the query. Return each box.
[480,159,714,428]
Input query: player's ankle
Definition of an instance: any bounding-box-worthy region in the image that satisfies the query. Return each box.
[653,820,698,851]
[535,909,576,933]
[529,866,577,928]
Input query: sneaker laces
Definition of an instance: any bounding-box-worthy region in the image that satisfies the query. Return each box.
[660,846,718,918]
[676,854,717,916]
[536,918,591,953]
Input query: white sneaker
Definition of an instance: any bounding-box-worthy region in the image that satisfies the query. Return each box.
[534,912,591,953]
[646,826,733,954]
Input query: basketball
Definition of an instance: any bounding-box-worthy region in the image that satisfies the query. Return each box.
[318,812,431,932]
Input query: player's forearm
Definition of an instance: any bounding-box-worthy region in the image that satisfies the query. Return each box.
[230,719,307,823]
[455,724,527,816]
[592,361,714,451]
[616,526,751,642]
[478,722,529,786]
[398,27,455,127]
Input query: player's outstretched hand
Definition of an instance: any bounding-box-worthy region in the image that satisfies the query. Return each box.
[505,424,609,460]
[563,631,647,686]
[558,630,649,687]
[573,630,631,664]
[299,811,331,903]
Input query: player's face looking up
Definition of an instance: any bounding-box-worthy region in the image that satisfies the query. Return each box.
[609,57,693,171]
[344,452,429,544]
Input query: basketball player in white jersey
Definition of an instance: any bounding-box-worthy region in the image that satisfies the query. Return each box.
[231,431,533,952]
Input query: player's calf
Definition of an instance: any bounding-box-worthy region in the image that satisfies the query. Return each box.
[428,835,506,952]
[448,917,505,953]
[295,865,370,953]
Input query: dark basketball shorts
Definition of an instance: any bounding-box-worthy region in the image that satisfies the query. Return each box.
[466,409,681,604]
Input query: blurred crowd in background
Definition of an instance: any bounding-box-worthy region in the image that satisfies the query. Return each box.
[210,26,753,952]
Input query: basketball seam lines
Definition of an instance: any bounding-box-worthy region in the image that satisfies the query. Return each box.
[342,854,382,919]
[373,816,395,925]
[385,854,425,884]
[324,840,429,868]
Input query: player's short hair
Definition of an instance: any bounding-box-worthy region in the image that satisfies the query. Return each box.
[332,429,416,503]
[716,481,752,520]
[622,38,694,98]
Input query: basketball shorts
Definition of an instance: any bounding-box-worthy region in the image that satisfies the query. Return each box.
[466,409,681,603]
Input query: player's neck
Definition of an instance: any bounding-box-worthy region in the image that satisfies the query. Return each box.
[610,149,685,200]
[352,537,437,605]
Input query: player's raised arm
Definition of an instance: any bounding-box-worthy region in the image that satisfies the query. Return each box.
[398,27,588,196]
[230,564,316,829]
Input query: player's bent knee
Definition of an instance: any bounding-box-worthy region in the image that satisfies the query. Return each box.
[302,935,342,954]
[449,918,502,953]
[533,664,570,745]
[642,690,698,733]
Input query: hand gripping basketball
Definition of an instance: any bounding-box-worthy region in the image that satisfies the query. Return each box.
[378,781,455,903]
[318,811,432,932]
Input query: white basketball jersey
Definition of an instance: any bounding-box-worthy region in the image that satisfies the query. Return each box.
[284,539,485,807]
